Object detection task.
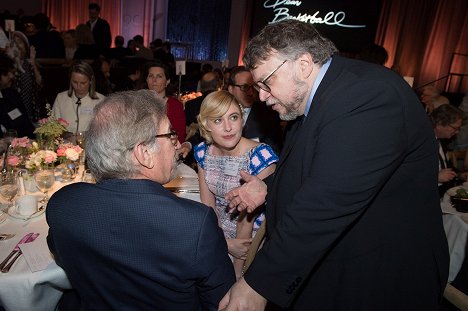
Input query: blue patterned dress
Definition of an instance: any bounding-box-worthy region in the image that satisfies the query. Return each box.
[195,142,278,239]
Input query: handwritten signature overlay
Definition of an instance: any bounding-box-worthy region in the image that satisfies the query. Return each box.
[263,0,366,28]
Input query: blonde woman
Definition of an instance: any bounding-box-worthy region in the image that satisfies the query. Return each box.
[194,90,278,278]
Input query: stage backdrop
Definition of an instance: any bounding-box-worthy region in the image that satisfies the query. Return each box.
[251,0,383,53]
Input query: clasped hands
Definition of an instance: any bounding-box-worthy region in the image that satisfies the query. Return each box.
[225,171,267,213]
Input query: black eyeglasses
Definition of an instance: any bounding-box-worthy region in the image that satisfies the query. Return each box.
[155,131,178,146]
[253,60,287,93]
[232,84,255,92]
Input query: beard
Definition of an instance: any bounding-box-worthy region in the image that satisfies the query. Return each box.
[271,77,309,121]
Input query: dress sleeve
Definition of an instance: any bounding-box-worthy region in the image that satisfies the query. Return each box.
[249,143,279,176]
[194,142,207,169]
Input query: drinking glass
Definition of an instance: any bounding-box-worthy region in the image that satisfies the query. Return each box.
[75,132,85,148]
[82,169,96,183]
[4,129,18,144]
[0,170,18,209]
[34,168,55,202]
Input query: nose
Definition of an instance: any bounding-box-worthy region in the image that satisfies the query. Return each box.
[224,120,232,132]
[258,89,270,102]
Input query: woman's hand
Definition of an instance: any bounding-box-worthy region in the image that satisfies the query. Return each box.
[227,238,252,260]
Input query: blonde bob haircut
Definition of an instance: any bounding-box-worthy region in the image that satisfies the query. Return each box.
[197,90,243,144]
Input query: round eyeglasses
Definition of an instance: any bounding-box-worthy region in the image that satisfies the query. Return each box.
[253,60,287,93]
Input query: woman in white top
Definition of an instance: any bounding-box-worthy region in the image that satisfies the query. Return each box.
[52,61,105,135]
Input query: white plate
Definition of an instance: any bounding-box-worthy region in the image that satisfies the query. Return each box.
[7,205,45,221]
[446,186,465,197]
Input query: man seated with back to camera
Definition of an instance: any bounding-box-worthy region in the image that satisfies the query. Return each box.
[46,90,235,310]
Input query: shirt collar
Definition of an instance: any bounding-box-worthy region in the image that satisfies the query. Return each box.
[304,58,332,117]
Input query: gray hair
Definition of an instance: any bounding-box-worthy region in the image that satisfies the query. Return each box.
[67,61,99,99]
[85,90,167,181]
[243,20,338,70]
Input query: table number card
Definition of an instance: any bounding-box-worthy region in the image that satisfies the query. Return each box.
[19,242,54,272]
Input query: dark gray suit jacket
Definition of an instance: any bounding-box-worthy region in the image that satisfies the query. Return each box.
[245,55,449,310]
[47,179,235,310]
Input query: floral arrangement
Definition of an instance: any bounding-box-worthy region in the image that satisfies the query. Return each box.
[6,137,83,171]
[34,104,69,148]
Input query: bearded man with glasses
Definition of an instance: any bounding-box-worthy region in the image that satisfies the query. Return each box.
[228,66,283,153]
[47,90,235,310]
[220,20,449,311]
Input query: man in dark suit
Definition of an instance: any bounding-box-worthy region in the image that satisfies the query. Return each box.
[228,66,283,153]
[86,3,111,57]
[47,90,235,310]
[221,20,449,310]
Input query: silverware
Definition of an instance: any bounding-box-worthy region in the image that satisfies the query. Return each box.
[0,233,34,270]
[165,187,200,194]
[23,206,45,221]
[0,234,15,241]
[0,232,39,273]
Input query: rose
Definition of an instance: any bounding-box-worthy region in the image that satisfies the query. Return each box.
[57,118,69,127]
[56,147,66,157]
[11,137,31,148]
[38,118,48,125]
[64,148,80,161]
[43,150,57,164]
[7,155,20,166]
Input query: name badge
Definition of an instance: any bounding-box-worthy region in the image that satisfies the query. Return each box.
[224,160,240,176]
[80,107,94,115]
[8,108,22,120]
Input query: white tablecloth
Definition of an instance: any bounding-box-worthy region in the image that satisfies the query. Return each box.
[0,164,200,311]
[0,179,74,311]
[441,200,468,283]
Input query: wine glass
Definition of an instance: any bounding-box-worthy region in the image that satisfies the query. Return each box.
[34,168,55,202]
[75,132,85,148]
[3,129,18,145]
[0,170,18,210]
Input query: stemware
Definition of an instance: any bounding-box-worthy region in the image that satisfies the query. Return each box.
[0,170,18,209]
[75,132,85,148]
[34,168,55,202]
[3,129,18,144]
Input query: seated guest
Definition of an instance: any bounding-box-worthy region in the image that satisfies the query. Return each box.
[430,104,467,196]
[113,57,145,92]
[0,51,34,138]
[47,90,235,310]
[421,85,449,114]
[185,71,221,127]
[195,90,278,279]
[109,35,131,61]
[52,61,105,135]
[139,61,186,143]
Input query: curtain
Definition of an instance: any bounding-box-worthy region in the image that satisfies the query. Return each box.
[376,0,467,92]
[42,0,121,46]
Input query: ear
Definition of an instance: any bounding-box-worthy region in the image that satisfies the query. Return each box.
[297,53,314,79]
[166,78,170,86]
[133,143,155,169]
[228,84,234,94]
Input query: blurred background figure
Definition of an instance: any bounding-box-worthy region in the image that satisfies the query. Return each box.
[133,35,153,60]
[430,104,466,196]
[358,43,389,66]
[62,29,77,61]
[109,35,131,62]
[91,57,114,95]
[73,24,99,61]
[0,51,35,138]
[11,30,42,122]
[27,13,65,58]
[86,2,111,58]
[421,85,450,114]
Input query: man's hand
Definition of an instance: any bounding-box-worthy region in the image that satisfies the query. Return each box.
[225,171,267,213]
[177,141,192,158]
[438,168,457,183]
[218,277,267,311]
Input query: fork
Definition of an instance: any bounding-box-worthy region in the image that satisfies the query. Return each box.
[0,234,15,241]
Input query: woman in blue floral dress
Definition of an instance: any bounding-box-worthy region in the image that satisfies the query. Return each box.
[195,91,278,278]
